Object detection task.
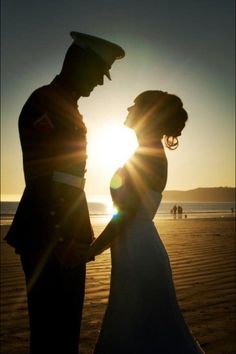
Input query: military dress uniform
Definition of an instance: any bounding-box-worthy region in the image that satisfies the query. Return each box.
[5,75,93,354]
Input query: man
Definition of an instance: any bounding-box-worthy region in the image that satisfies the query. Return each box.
[5,31,125,354]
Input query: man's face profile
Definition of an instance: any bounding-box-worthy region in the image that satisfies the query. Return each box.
[67,47,109,97]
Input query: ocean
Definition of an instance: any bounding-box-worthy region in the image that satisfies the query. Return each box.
[1,201,235,225]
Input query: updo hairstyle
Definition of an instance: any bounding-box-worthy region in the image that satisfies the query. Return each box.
[134,91,188,149]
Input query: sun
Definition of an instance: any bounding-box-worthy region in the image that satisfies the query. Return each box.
[88,124,138,171]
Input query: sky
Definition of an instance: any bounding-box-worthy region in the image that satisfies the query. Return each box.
[1,0,235,201]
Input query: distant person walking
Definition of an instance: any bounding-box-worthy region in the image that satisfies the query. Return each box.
[172,204,177,218]
[177,205,183,218]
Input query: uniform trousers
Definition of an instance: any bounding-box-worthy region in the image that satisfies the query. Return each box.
[21,252,86,354]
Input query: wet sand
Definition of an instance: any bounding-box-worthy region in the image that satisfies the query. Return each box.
[0,217,235,354]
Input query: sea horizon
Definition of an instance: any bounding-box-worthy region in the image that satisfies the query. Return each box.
[1,200,235,225]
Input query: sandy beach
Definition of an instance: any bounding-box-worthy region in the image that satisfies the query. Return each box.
[0,216,235,354]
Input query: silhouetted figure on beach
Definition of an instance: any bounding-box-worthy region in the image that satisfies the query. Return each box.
[172,204,177,218]
[4,32,124,354]
[178,205,183,219]
[86,91,204,353]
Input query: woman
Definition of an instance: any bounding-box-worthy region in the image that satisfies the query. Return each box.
[87,91,204,354]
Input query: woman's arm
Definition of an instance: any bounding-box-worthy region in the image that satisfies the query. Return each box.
[87,213,123,258]
[87,167,140,259]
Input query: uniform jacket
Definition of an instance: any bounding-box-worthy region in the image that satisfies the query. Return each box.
[5,76,93,255]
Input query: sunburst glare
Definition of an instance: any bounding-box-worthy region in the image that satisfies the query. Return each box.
[88,124,138,171]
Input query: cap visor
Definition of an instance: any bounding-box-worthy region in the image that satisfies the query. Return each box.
[105,70,111,80]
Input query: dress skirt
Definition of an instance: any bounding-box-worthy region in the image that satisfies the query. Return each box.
[94,218,203,354]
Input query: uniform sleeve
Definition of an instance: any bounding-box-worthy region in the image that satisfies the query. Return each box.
[32,113,54,134]
[19,91,55,137]
[18,89,59,184]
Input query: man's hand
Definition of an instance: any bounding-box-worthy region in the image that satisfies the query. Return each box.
[84,245,96,263]
[54,241,93,268]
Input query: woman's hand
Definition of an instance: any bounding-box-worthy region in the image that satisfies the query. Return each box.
[54,241,94,268]
[83,244,95,263]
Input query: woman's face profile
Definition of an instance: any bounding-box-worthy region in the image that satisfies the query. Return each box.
[124,102,145,129]
[124,104,137,128]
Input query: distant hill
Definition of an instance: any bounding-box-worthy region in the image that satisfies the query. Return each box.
[162,187,235,202]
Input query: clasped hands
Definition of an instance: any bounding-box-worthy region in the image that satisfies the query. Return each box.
[54,239,96,268]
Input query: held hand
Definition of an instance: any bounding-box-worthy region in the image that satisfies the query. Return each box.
[84,245,96,263]
[54,241,94,268]
[73,244,95,266]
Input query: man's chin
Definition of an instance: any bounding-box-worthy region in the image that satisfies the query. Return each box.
[81,87,95,97]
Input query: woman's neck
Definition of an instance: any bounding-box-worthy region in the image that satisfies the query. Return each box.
[135,137,165,159]
[137,135,163,147]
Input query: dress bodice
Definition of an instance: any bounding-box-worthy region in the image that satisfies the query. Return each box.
[110,165,163,222]
[133,189,162,221]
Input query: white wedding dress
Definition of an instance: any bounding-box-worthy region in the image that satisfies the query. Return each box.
[94,187,203,354]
